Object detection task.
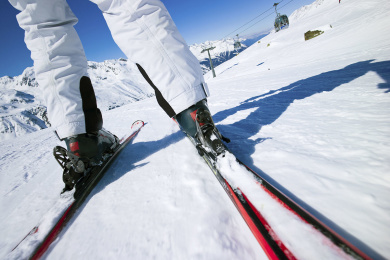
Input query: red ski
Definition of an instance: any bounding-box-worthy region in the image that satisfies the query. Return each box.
[185,132,373,260]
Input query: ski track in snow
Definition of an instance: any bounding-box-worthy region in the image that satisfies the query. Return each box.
[1,0,390,259]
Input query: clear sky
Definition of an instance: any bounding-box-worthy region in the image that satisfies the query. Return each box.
[0,0,315,77]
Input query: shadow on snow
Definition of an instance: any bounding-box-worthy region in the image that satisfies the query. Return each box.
[214,59,390,164]
[87,59,388,259]
[212,59,388,259]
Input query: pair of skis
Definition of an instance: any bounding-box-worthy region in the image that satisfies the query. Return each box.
[10,119,373,259]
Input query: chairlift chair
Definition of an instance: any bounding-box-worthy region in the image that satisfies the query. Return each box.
[234,34,241,55]
[273,3,289,32]
[234,34,241,49]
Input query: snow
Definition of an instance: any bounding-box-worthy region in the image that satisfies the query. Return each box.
[217,152,353,259]
[1,0,390,259]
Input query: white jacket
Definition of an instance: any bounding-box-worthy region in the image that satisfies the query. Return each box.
[8,0,209,139]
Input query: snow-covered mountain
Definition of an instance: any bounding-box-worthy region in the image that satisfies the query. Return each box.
[289,0,326,22]
[0,59,153,141]
[0,67,48,140]
[1,0,390,259]
[0,34,269,141]
[189,34,267,74]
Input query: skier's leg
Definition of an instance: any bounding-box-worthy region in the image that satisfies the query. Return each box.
[90,0,227,153]
[90,0,210,117]
[9,0,118,190]
[8,0,102,139]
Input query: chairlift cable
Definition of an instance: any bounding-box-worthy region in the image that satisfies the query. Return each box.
[238,11,275,35]
[210,0,294,51]
[221,0,286,39]
[236,0,295,36]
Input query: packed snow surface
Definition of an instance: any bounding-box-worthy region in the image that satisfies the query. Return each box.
[1,0,390,259]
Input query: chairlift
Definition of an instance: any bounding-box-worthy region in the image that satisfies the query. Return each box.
[234,34,241,49]
[234,34,242,55]
[273,3,289,32]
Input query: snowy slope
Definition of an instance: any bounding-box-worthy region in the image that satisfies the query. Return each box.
[1,0,390,259]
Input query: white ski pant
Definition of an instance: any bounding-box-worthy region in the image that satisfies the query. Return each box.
[9,0,209,139]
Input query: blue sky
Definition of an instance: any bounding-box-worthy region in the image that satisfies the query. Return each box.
[1,0,314,77]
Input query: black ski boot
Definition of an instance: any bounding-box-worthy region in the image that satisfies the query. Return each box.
[175,99,229,156]
[54,129,119,192]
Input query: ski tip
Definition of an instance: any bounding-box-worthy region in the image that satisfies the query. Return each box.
[131,120,145,129]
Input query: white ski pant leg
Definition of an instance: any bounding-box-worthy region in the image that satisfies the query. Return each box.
[9,0,209,138]
[91,0,210,116]
[8,0,91,139]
